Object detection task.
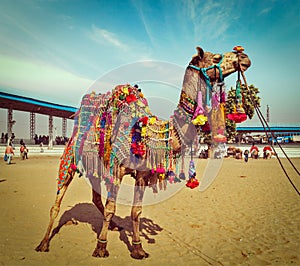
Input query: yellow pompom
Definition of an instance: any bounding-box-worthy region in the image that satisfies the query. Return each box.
[149,117,157,125]
[122,87,129,95]
[159,173,165,180]
[192,114,207,126]
[141,127,147,137]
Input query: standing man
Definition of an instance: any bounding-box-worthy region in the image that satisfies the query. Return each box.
[5,144,14,164]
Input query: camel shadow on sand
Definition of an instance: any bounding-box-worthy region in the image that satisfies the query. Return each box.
[49,203,163,253]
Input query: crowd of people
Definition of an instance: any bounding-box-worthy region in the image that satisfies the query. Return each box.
[3,137,29,164]
[2,133,69,146]
[33,134,69,145]
[2,133,69,165]
[1,132,15,144]
[226,143,275,163]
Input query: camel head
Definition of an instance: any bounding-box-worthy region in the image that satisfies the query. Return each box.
[189,46,251,82]
[174,46,251,146]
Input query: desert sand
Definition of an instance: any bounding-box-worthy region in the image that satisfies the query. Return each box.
[0,155,299,265]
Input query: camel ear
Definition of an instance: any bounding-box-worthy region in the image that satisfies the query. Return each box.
[196,46,204,60]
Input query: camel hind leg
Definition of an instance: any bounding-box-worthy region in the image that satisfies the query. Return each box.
[35,171,74,252]
[36,140,76,252]
[131,170,149,259]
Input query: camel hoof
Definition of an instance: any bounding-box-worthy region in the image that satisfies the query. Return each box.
[130,243,149,260]
[35,240,50,252]
[92,241,109,258]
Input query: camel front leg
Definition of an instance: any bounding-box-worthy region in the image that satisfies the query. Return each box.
[131,171,149,259]
[35,172,74,252]
[92,185,122,231]
[92,184,119,258]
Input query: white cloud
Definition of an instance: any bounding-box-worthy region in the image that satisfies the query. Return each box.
[183,0,234,41]
[131,0,156,48]
[89,24,128,51]
[259,7,272,16]
[0,55,93,106]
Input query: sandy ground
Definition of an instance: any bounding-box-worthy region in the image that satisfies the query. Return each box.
[0,155,299,266]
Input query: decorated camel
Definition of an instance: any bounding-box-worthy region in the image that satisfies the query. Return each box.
[36,46,251,259]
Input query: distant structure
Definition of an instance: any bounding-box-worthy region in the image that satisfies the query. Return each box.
[236,126,300,144]
[0,92,77,142]
[237,126,300,135]
[1,92,299,145]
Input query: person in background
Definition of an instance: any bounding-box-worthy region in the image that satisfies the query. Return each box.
[5,144,14,164]
[244,149,249,162]
[250,143,259,159]
[23,145,28,159]
[235,148,243,159]
[263,146,273,159]
[20,144,28,159]
[40,142,44,153]
[20,144,25,159]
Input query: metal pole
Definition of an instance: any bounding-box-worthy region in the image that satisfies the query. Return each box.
[7,109,13,138]
[62,118,67,137]
[49,115,53,149]
[30,112,36,140]
[266,105,270,123]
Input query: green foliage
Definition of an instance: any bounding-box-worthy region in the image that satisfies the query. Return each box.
[225,88,236,114]
[225,86,237,141]
[241,84,261,119]
[225,83,260,141]
[225,118,237,140]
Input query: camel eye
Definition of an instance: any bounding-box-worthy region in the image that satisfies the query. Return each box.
[239,53,247,59]
[213,54,222,63]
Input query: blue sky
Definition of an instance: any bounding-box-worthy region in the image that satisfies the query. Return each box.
[0,0,300,137]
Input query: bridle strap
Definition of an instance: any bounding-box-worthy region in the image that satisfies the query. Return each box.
[188,55,224,106]
[188,54,224,84]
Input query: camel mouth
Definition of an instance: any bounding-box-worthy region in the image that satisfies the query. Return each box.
[240,62,251,71]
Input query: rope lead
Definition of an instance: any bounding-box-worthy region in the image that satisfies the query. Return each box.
[240,67,300,196]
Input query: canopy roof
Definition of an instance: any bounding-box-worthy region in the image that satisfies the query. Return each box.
[0,92,77,119]
[237,126,300,133]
